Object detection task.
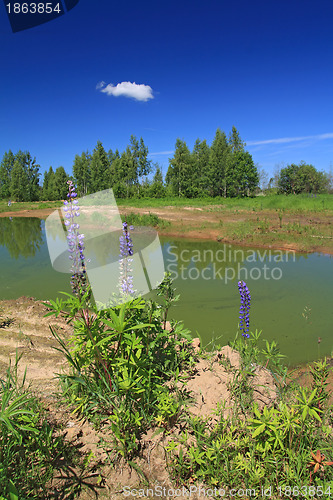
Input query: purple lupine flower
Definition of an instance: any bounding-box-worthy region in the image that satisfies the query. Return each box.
[65,180,88,297]
[118,221,135,297]
[238,280,251,338]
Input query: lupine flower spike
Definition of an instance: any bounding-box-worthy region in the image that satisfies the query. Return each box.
[238,280,251,338]
[118,221,135,298]
[64,180,87,297]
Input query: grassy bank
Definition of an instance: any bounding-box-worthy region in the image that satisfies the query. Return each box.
[2,194,333,213]
[1,195,333,253]
[118,194,333,253]
[117,193,333,212]
[161,212,333,253]
[0,200,62,214]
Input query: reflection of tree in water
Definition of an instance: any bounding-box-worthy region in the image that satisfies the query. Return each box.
[0,218,43,259]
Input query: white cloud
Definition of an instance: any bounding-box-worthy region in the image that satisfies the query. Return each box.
[96,81,106,90]
[98,81,154,102]
[149,151,174,156]
[247,132,333,146]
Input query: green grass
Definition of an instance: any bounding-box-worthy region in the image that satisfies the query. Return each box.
[0,200,62,213]
[1,194,333,214]
[71,210,170,230]
[166,332,333,498]
[116,194,333,212]
[121,211,171,228]
[0,352,81,499]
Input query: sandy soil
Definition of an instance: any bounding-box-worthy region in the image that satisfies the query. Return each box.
[0,296,72,395]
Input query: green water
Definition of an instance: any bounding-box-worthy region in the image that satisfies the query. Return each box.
[0,217,332,366]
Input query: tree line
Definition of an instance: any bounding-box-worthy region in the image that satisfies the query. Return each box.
[0,128,331,202]
[277,162,330,194]
[166,126,258,197]
[0,150,41,202]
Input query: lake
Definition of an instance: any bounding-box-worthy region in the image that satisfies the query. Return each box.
[0,217,332,366]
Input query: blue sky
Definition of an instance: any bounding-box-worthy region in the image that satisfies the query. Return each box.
[1,0,333,182]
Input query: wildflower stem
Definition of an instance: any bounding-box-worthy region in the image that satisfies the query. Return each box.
[119,220,135,299]
[238,280,251,338]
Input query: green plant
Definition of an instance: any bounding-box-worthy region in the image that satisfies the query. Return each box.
[167,317,333,494]
[258,218,270,233]
[0,351,79,498]
[248,404,285,453]
[229,328,262,367]
[0,307,13,328]
[156,271,180,330]
[155,391,183,429]
[309,358,332,411]
[276,207,285,228]
[167,377,333,493]
[261,339,286,369]
[47,275,195,460]
[123,212,170,228]
[295,387,322,423]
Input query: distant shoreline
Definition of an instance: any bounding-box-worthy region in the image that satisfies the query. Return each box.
[1,204,333,255]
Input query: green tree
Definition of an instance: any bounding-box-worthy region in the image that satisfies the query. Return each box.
[110,150,126,197]
[107,148,116,165]
[149,164,166,198]
[192,139,210,196]
[121,136,152,197]
[298,163,329,193]
[119,146,137,198]
[208,129,229,197]
[25,152,41,201]
[226,151,259,197]
[10,157,28,202]
[73,151,91,196]
[278,162,329,194]
[166,139,194,197]
[225,127,259,197]
[137,137,152,192]
[107,148,120,189]
[10,151,40,202]
[278,164,299,194]
[0,150,15,200]
[90,141,110,193]
[54,166,70,199]
[42,167,56,200]
[128,135,141,196]
[42,168,49,200]
[228,125,246,153]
